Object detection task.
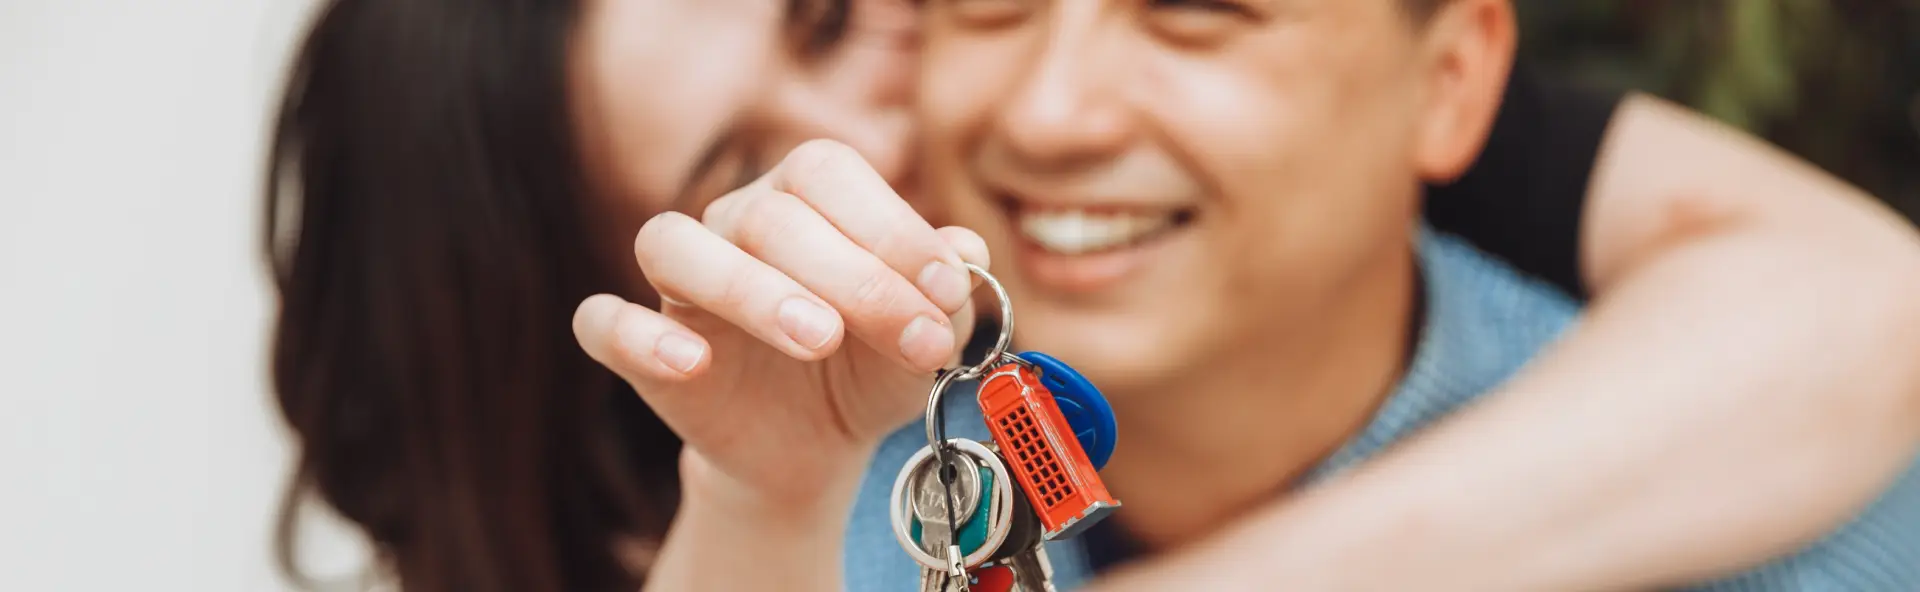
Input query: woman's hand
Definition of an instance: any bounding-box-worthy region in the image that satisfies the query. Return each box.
[571,140,988,589]
[576,138,987,501]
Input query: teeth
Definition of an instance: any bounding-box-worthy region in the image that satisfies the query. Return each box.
[1017,208,1179,255]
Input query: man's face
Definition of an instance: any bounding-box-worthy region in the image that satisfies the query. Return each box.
[920,0,1462,391]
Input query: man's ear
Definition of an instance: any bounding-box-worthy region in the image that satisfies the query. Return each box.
[1411,0,1515,184]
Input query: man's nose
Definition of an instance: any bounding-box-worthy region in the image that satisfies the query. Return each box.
[992,8,1132,170]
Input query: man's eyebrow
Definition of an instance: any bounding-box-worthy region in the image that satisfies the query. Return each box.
[674,123,741,209]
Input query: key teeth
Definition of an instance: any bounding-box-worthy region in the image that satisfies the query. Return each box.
[1008,545,1057,592]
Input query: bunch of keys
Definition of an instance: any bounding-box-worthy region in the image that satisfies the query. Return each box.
[890,265,1122,592]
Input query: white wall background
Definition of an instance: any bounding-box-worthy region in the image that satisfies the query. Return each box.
[0,1,374,589]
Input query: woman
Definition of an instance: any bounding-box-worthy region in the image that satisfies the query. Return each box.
[267,0,1920,590]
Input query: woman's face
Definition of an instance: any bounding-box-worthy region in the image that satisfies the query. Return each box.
[571,0,923,291]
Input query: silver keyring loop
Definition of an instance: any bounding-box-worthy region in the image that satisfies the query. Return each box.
[923,264,1016,450]
[955,263,1014,382]
[924,368,965,451]
[888,439,1016,571]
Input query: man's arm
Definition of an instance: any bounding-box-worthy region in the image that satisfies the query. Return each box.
[1095,95,1920,591]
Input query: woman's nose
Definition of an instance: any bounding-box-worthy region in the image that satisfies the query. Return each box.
[766,79,919,190]
[844,107,915,187]
[761,0,925,197]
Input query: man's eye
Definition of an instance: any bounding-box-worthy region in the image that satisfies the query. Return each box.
[1147,0,1254,15]
[929,0,1032,29]
[1144,0,1259,43]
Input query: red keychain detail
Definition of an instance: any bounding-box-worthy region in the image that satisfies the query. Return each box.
[977,361,1121,540]
[967,565,1016,592]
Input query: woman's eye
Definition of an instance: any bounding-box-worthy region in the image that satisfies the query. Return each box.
[727,151,767,195]
[788,0,852,56]
[682,139,762,209]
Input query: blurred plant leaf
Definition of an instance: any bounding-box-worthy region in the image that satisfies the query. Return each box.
[1516,0,1919,214]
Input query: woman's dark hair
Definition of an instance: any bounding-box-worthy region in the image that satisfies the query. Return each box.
[262,0,682,589]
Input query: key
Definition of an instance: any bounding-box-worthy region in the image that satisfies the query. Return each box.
[987,451,1042,565]
[893,439,1018,573]
[920,566,967,592]
[1006,544,1058,592]
[916,460,1003,559]
[909,449,981,559]
[973,418,1056,592]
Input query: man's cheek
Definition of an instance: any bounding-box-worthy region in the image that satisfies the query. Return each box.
[918,65,999,147]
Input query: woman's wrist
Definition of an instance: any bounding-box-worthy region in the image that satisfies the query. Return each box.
[678,444,874,528]
[645,446,875,591]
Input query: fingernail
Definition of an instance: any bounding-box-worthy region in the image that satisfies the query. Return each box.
[918,261,970,312]
[654,332,706,374]
[898,314,954,370]
[778,297,839,350]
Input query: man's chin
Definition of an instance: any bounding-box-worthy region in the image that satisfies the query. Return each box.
[1014,310,1193,396]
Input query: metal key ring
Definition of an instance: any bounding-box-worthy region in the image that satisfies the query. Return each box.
[923,264,1016,450]
[889,439,1016,571]
[923,368,965,452]
[956,263,1014,382]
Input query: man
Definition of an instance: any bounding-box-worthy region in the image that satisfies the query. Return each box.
[834,0,1920,588]
[572,0,1920,589]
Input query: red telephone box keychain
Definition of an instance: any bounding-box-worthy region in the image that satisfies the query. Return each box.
[978,358,1120,540]
[945,264,1121,541]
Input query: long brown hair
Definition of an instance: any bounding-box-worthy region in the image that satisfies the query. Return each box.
[262,0,681,589]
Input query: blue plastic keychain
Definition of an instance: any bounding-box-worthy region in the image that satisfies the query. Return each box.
[1015,351,1118,470]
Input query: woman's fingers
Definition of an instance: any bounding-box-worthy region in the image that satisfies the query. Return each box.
[704,188,957,372]
[759,139,973,315]
[624,143,983,373]
[572,293,711,387]
[633,212,846,362]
